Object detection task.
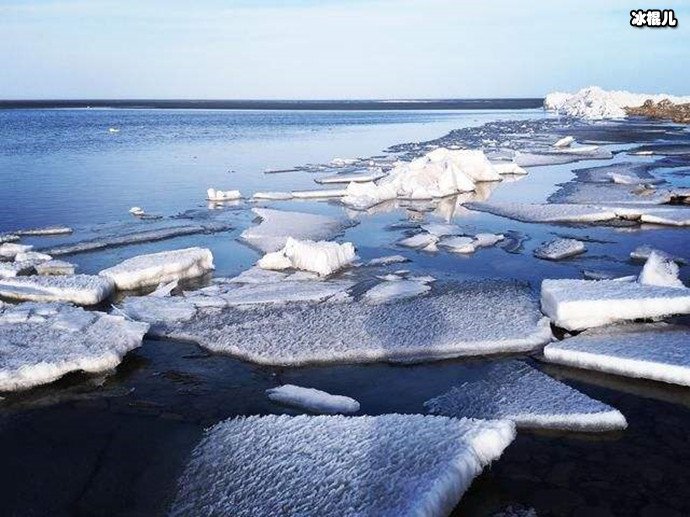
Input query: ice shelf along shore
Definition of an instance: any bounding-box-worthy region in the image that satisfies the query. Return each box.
[266,384,360,414]
[425,360,627,432]
[0,302,148,391]
[0,275,115,305]
[171,414,515,517]
[543,323,690,387]
[138,280,552,365]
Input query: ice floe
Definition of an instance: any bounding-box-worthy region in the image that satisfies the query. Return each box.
[398,233,439,249]
[549,182,674,205]
[100,247,214,290]
[266,384,360,414]
[534,238,586,260]
[638,251,684,288]
[120,295,198,324]
[0,234,20,244]
[543,323,690,387]
[439,236,476,254]
[315,170,386,184]
[425,360,627,432]
[207,188,241,201]
[474,233,505,248]
[171,414,515,517]
[258,238,356,276]
[251,191,293,200]
[466,202,617,224]
[290,189,346,199]
[240,208,350,253]
[14,226,72,236]
[0,243,33,259]
[553,136,575,148]
[362,278,432,304]
[0,302,148,391]
[0,275,114,305]
[541,278,690,331]
[35,260,76,276]
[366,254,409,266]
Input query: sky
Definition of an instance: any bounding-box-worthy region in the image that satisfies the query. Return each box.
[1,0,688,99]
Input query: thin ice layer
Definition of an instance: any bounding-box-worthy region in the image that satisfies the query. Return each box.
[543,323,690,386]
[99,247,214,290]
[425,360,627,431]
[171,414,515,517]
[266,384,360,414]
[0,275,114,305]
[240,208,351,253]
[0,302,148,391]
[156,280,552,365]
[541,278,690,331]
[466,202,617,223]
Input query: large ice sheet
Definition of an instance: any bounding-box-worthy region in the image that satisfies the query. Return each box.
[171,414,515,517]
[156,280,552,365]
[266,384,360,414]
[240,208,351,253]
[425,361,627,431]
[543,323,690,386]
[99,247,214,290]
[541,278,690,330]
[258,238,356,276]
[0,303,148,391]
[466,202,617,223]
[0,275,114,305]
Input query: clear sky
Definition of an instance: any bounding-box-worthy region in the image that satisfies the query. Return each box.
[1,0,688,99]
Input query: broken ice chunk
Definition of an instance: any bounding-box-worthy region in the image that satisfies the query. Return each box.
[257,238,356,276]
[251,191,293,200]
[366,254,409,266]
[207,188,241,201]
[35,260,76,276]
[534,238,586,260]
[421,223,462,236]
[290,189,347,199]
[0,235,20,244]
[226,267,288,284]
[638,251,684,288]
[491,162,528,175]
[398,233,438,249]
[425,360,627,432]
[170,414,515,516]
[218,280,353,306]
[553,136,575,148]
[440,236,476,254]
[120,295,197,324]
[14,251,52,262]
[15,226,72,236]
[0,243,33,259]
[0,275,115,305]
[473,233,505,248]
[266,384,360,414]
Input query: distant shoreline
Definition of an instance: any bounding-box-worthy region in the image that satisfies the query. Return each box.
[0,98,544,111]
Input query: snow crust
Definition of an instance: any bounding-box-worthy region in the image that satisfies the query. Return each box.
[425,360,627,432]
[534,239,586,260]
[0,275,115,305]
[258,238,356,276]
[266,384,360,414]
[171,414,515,517]
[638,251,685,288]
[99,247,214,290]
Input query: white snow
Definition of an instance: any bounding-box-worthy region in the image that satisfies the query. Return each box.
[439,236,476,254]
[425,360,627,432]
[544,86,690,119]
[638,251,684,288]
[0,302,148,391]
[541,278,690,331]
[315,170,386,184]
[257,238,356,276]
[266,384,360,414]
[0,234,20,244]
[251,191,293,200]
[363,278,432,304]
[35,260,76,276]
[466,202,618,224]
[0,275,114,305]
[543,323,690,387]
[534,238,586,260]
[366,254,409,266]
[170,414,515,517]
[99,247,214,290]
[0,243,33,259]
[240,208,350,253]
[553,136,575,148]
[207,188,241,201]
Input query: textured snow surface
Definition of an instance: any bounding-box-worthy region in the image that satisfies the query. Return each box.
[544,323,690,386]
[544,86,690,119]
[425,361,627,431]
[638,252,684,288]
[0,275,114,305]
[362,278,432,304]
[258,238,356,276]
[240,208,350,253]
[156,281,552,365]
[466,202,617,223]
[0,302,148,391]
[35,260,76,276]
[534,239,586,260]
[171,414,515,517]
[99,247,214,290]
[541,278,690,331]
[266,384,360,414]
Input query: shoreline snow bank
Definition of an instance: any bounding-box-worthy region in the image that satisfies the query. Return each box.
[266,384,360,414]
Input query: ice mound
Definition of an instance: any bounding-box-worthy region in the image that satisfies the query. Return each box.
[99,247,214,290]
[466,202,617,224]
[425,361,626,432]
[426,148,502,182]
[258,238,356,276]
[207,188,241,201]
[240,208,351,253]
[0,303,148,391]
[290,189,347,199]
[155,280,552,365]
[266,384,360,414]
[0,275,114,305]
[0,243,33,259]
[35,260,76,276]
[315,170,386,184]
[541,278,690,331]
[367,254,409,266]
[534,238,586,260]
[553,136,575,148]
[544,86,690,119]
[170,414,515,516]
[543,323,690,386]
[363,278,432,304]
[638,251,684,288]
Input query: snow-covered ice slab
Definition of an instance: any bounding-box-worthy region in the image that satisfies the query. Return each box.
[366,254,409,266]
[534,238,586,260]
[315,170,386,184]
[543,323,690,387]
[218,281,353,307]
[156,280,552,365]
[362,279,431,304]
[170,414,515,517]
[251,191,293,200]
[258,238,356,276]
[0,303,148,391]
[425,361,627,432]
[207,188,241,201]
[0,243,33,259]
[15,226,73,236]
[240,208,351,253]
[0,275,114,305]
[549,182,673,205]
[0,261,41,279]
[99,247,214,290]
[634,207,690,226]
[466,202,617,224]
[290,189,347,199]
[35,260,76,276]
[266,384,360,414]
[541,278,690,331]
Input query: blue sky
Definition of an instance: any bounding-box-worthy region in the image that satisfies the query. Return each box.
[1,0,688,99]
